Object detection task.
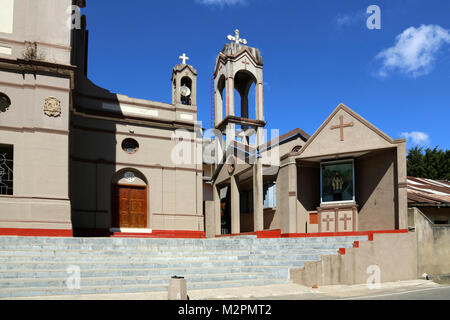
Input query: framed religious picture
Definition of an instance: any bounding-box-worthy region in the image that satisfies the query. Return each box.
[320,160,355,204]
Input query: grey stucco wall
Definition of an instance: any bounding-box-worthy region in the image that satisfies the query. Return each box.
[409,207,450,276]
[290,232,417,286]
[355,149,397,231]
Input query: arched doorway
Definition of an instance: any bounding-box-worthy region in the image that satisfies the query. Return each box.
[111,169,149,230]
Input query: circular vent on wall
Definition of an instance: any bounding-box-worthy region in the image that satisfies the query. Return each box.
[122,138,139,154]
[0,93,11,112]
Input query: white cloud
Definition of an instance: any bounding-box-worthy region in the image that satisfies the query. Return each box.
[401,131,430,146]
[196,0,247,7]
[375,24,450,78]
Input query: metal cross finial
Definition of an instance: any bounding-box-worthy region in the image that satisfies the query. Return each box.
[179,53,189,65]
[227,29,247,45]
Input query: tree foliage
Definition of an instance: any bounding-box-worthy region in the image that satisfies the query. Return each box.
[406,146,450,180]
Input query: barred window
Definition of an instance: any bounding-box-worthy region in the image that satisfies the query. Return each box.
[0,145,13,195]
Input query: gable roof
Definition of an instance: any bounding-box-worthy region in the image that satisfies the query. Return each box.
[294,103,405,160]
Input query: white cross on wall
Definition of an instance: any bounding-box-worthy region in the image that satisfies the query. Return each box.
[179,53,189,64]
[227,29,247,45]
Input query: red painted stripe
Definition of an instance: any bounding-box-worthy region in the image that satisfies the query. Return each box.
[0,228,73,237]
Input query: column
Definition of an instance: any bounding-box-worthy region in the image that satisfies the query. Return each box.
[226,77,235,117]
[213,184,221,236]
[255,82,264,121]
[230,175,240,234]
[253,159,264,231]
[279,157,298,234]
[397,142,408,230]
[287,161,298,234]
[214,89,223,127]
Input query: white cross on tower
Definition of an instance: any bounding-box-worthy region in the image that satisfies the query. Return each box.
[179,53,189,65]
[227,29,248,45]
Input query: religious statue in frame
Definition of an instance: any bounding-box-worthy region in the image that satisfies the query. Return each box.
[321,161,354,203]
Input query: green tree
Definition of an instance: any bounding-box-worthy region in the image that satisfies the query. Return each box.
[407,146,450,180]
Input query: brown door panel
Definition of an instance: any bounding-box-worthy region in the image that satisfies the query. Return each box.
[114,185,147,229]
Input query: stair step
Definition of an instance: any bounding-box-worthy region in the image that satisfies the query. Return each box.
[0,259,310,272]
[0,271,281,288]
[0,278,289,299]
[0,265,290,279]
[0,242,355,251]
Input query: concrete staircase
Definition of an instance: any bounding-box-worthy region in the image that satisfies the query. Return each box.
[0,235,368,298]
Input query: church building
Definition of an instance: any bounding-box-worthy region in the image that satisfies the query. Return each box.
[0,0,408,238]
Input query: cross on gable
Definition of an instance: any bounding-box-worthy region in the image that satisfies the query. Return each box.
[179,53,189,65]
[242,58,250,70]
[340,214,352,231]
[227,29,248,45]
[331,115,354,141]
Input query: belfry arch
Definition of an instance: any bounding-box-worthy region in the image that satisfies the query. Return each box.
[234,70,257,122]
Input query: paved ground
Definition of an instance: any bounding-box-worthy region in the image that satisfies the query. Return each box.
[6,279,450,300]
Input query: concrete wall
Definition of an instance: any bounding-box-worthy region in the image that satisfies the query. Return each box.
[409,207,450,276]
[355,149,397,231]
[290,232,417,286]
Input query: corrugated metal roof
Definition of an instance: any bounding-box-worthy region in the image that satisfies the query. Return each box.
[407,177,450,205]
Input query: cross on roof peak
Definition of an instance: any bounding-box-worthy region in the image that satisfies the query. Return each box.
[227,29,248,45]
[179,53,189,65]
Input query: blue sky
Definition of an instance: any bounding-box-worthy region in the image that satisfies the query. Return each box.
[82,0,450,150]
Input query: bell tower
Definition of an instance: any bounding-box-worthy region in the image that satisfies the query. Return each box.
[171,53,197,107]
[213,29,266,146]
[212,30,267,234]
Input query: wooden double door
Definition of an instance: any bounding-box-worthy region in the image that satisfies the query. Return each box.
[113,184,148,229]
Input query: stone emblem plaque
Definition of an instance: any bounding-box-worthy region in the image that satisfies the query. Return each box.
[44,97,62,117]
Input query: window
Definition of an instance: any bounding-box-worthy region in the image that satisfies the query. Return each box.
[263,182,276,209]
[121,138,139,154]
[0,144,13,195]
[321,160,354,203]
[0,93,11,112]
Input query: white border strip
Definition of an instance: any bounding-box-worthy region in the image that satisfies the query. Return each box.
[110,228,153,234]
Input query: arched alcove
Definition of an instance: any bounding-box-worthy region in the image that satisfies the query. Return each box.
[234,70,257,122]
